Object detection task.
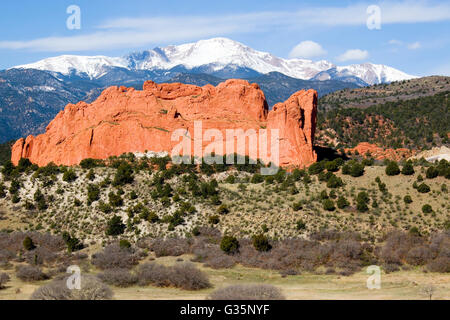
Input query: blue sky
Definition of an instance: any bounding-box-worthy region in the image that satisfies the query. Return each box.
[0,0,449,76]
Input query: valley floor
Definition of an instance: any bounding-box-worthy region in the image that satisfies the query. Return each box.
[1,254,448,300]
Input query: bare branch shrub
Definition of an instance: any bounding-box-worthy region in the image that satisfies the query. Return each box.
[149,238,191,257]
[0,273,10,289]
[209,284,285,300]
[97,268,138,287]
[16,265,48,282]
[91,244,140,270]
[136,262,210,290]
[31,275,113,300]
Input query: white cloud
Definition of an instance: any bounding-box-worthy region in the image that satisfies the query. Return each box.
[388,39,403,45]
[337,49,369,62]
[408,41,421,50]
[1,2,449,52]
[289,41,326,59]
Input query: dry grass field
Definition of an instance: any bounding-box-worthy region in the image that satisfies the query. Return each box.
[1,254,448,300]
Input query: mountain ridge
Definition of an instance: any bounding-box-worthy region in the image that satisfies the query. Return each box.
[13,37,416,85]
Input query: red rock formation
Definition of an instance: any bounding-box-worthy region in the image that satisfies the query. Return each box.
[11,79,318,168]
[345,142,414,161]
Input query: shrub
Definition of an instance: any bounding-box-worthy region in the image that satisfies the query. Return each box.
[0,273,10,289]
[337,196,349,209]
[108,192,123,207]
[129,190,138,200]
[9,179,21,194]
[86,169,96,181]
[292,202,303,211]
[383,263,400,274]
[252,234,272,252]
[403,195,413,204]
[170,263,211,290]
[349,162,365,177]
[23,236,36,251]
[150,238,190,257]
[409,226,421,236]
[62,232,83,253]
[147,211,160,223]
[442,184,448,193]
[426,167,439,179]
[422,204,433,214]
[204,254,236,269]
[209,284,285,300]
[74,198,82,207]
[1,161,15,178]
[225,175,236,184]
[17,158,32,172]
[327,175,343,188]
[356,192,370,213]
[87,184,100,204]
[97,269,138,287]
[106,216,126,236]
[80,158,102,169]
[308,162,323,175]
[91,244,139,270]
[220,236,240,254]
[292,169,305,181]
[427,257,450,273]
[119,239,131,249]
[406,246,431,265]
[208,215,220,225]
[62,169,77,183]
[0,184,6,198]
[251,174,264,184]
[320,190,329,199]
[361,158,374,166]
[113,162,134,186]
[417,183,431,193]
[136,262,171,287]
[98,201,112,214]
[31,275,113,300]
[136,262,210,290]
[325,160,339,172]
[401,163,415,175]
[16,265,47,282]
[217,204,229,215]
[386,161,400,176]
[323,199,336,211]
[296,219,306,231]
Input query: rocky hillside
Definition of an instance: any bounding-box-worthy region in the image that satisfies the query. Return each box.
[319,76,450,111]
[317,90,450,150]
[0,69,103,144]
[0,153,448,243]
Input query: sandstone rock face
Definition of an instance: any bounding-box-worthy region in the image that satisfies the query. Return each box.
[345,142,413,161]
[11,79,318,168]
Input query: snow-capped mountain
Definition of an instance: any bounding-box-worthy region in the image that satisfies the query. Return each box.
[16,55,128,79]
[335,63,416,85]
[13,37,416,85]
